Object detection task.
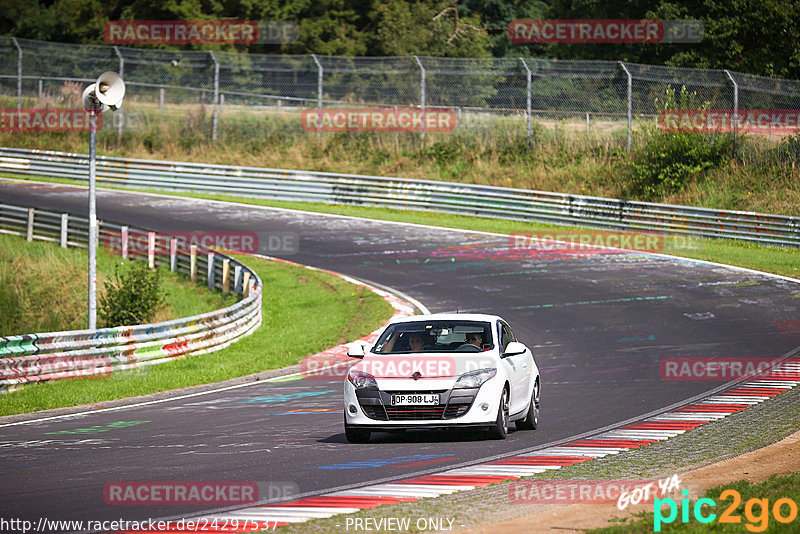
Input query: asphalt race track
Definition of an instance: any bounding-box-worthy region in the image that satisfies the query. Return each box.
[2,180,799,527]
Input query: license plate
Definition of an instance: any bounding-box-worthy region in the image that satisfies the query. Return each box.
[391,394,439,406]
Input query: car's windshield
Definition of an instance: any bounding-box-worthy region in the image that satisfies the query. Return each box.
[373,320,493,353]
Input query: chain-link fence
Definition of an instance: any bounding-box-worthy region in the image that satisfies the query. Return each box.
[2,36,800,149]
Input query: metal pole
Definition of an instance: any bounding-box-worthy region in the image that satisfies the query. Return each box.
[724,70,738,155]
[414,56,425,139]
[209,51,219,142]
[11,37,21,115]
[114,46,124,139]
[619,62,632,153]
[520,58,531,145]
[88,110,98,330]
[311,54,323,140]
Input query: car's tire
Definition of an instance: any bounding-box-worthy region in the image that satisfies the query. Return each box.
[488,388,509,440]
[344,414,371,443]
[345,425,371,443]
[515,378,540,430]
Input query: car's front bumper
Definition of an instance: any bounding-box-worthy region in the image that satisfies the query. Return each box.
[343,379,501,428]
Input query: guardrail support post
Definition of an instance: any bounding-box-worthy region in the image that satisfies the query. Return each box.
[169,238,177,272]
[520,58,532,146]
[26,208,34,241]
[60,213,68,247]
[619,62,632,153]
[234,265,242,293]
[207,252,216,290]
[724,69,739,155]
[209,51,220,142]
[311,54,323,141]
[222,258,230,294]
[11,37,21,114]
[242,271,251,298]
[414,56,426,140]
[147,232,155,269]
[190,245,197,282]
[121,226,128,260]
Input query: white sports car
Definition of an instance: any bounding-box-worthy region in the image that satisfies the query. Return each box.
[344,313,540,442]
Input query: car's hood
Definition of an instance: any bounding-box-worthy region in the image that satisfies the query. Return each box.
[352,352,498,379]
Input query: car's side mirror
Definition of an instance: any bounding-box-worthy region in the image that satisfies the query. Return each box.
[347,341,367,358]
[503,341,527,357]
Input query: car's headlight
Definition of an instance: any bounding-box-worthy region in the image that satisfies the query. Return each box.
[347,369,378,389]
[454,368,497,389]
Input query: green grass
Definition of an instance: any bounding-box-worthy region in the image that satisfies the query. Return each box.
[0,231,236,335]
[590,474,800,533]
[0,251,394,416]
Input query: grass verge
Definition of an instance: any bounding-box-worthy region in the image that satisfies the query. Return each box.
[0,231,236,335]
[589,474,800,533]
[0,248,394,416]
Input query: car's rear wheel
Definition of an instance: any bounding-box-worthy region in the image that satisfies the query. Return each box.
[344,414,371,443]
[515,378,540,430]
[488,388,509,440]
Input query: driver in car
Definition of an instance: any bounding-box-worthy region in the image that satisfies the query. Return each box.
[465,332,483,348]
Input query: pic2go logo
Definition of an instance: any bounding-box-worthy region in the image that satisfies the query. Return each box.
[654,489,799,532]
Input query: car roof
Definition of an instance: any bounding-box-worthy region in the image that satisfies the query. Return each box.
[387,313,502,324]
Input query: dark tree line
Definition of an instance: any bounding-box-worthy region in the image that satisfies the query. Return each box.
[2,0,798,78]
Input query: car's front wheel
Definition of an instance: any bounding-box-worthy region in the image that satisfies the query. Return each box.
[344,415,371,443]
[488,388,509,439]
[516,378,540,430]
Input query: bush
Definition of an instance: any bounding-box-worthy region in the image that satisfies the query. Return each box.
[100,262,166,327]
[623,86,734,200]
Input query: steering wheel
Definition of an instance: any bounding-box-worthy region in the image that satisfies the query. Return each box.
[455,344,481,352]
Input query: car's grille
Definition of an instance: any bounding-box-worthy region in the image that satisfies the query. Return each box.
[444,403,471,419]
[385,406,447,420]
[358,390,475,421]
[361,405,388,420]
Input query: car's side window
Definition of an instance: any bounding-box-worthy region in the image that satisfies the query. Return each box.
[500,323,514,352]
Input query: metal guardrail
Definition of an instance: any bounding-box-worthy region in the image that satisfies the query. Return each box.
[0,146,798,248]
[0,201,262,391]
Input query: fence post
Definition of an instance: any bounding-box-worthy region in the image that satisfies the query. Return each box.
[586,113,590,133]
[220,93,225,113]
[119,226,128,259]
[724,69,739,155]
[26,207,34,241]
[619,62,632,153]
[222,258,230,294]
[190,245,197,282]
[242,271,251,298]
[209,51,219,142]
[113,46,124,139]
[169,238,177,272]
[207,252,216,290]
[159,87,164,109]
[413,56,426,139]
[234,264,242,293]
[11,37,21,114]
[147,231,155,269]
[520,58,532,145]
[60,213,68,247]
[38,78,42,99]
[311,54,323,140]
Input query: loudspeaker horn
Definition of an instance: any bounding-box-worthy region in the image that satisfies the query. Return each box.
[94,71,126,110]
